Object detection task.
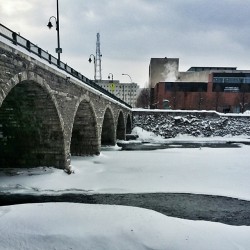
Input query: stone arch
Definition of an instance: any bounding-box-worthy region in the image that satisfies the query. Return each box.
[0,71,66,168]
[70,96,99,155]
[101,106,115,145]
[116,110,126,140]
[126,113,132,134]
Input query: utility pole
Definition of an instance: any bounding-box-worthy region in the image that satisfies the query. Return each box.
[95,33,102,80]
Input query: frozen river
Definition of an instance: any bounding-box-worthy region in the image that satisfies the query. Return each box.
[1,128,250,249]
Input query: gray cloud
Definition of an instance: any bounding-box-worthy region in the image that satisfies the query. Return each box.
[1,0,250,86]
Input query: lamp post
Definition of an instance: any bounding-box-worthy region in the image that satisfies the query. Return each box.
[47,0,62,65]
[88,54,96,80]
[108,73,114,82]
[122,73,133,106]
[122,73,132,83]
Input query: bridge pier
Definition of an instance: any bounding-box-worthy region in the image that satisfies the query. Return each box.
[70,99,99,156]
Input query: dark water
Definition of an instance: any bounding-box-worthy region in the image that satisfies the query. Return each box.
[117,141,243,150]
[1,192,250,226]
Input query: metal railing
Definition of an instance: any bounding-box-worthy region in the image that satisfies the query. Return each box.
[0,23,131,108]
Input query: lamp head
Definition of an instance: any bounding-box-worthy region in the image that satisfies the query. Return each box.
[88,57,92,63]
[47,21,53,29]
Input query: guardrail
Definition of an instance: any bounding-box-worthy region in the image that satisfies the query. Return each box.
[0,23,131,108]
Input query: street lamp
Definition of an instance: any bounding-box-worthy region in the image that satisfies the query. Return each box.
[88,54,96,80]
[47,0,62,65]
[122,73,132,83]
[122,73,133,106]
[108,73,114,82]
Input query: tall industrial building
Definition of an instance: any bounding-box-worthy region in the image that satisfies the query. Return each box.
[149,57,179,89]
[149,58,179,107]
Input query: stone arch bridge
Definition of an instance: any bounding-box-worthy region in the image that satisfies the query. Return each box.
[0,41,132,171]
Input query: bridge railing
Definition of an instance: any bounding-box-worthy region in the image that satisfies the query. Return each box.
[0,23,131,108]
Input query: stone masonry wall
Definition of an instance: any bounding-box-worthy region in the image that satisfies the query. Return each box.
[133,110,250,138]
[0,41,132,169]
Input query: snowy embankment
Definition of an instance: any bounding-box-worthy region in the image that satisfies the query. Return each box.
[1,127,250,249]
[0,127,250,200]
[1,144,250,200]
[1,203,250,250]
[133,109,250,138]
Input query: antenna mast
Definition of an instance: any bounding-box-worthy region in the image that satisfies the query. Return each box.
[95,33,102,80]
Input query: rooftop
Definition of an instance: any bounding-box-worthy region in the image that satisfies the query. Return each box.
[187,66,237,72]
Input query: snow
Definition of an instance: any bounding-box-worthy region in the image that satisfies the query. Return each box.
[0,203,250,250]
[1,127,250,249]
[130,126,166,142]
[133,108,250,116]
[1,144,250,200]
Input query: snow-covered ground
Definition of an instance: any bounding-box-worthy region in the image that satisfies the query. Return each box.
[1,127,250,200]
[1,203,250,250]
[1,127,250,250]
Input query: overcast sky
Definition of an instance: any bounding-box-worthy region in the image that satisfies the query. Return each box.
[1,0,250,87]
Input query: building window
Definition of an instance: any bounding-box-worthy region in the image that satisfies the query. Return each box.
[165,82,207,92]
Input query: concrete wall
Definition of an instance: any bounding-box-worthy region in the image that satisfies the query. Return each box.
[149,58,179,89]
[0,41,132,170]
[178,71,210,82]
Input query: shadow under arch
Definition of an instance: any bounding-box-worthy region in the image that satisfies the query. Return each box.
[126,113,132,134]
[0,75,66,168]
[116,111,126,140]
[101,107,115,145]
[70,99,99,155]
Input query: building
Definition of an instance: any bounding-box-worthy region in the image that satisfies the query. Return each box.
[95,80,140,108]
[149,58,250,113]
[149,57,179,89]
[149,58,179,108]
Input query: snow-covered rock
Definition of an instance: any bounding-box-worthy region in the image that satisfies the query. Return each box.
[133,110,250,138]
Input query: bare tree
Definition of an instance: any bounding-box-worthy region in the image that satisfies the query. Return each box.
[214,84,222,111]
[198,88,205,110]
[136,88,150,108]
[239,84,249,113]
[170,83,179,109]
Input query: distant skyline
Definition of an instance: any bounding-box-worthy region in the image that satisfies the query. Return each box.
[1,0,250,87]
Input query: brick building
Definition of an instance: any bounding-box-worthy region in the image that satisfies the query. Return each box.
[150,58,250,113]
